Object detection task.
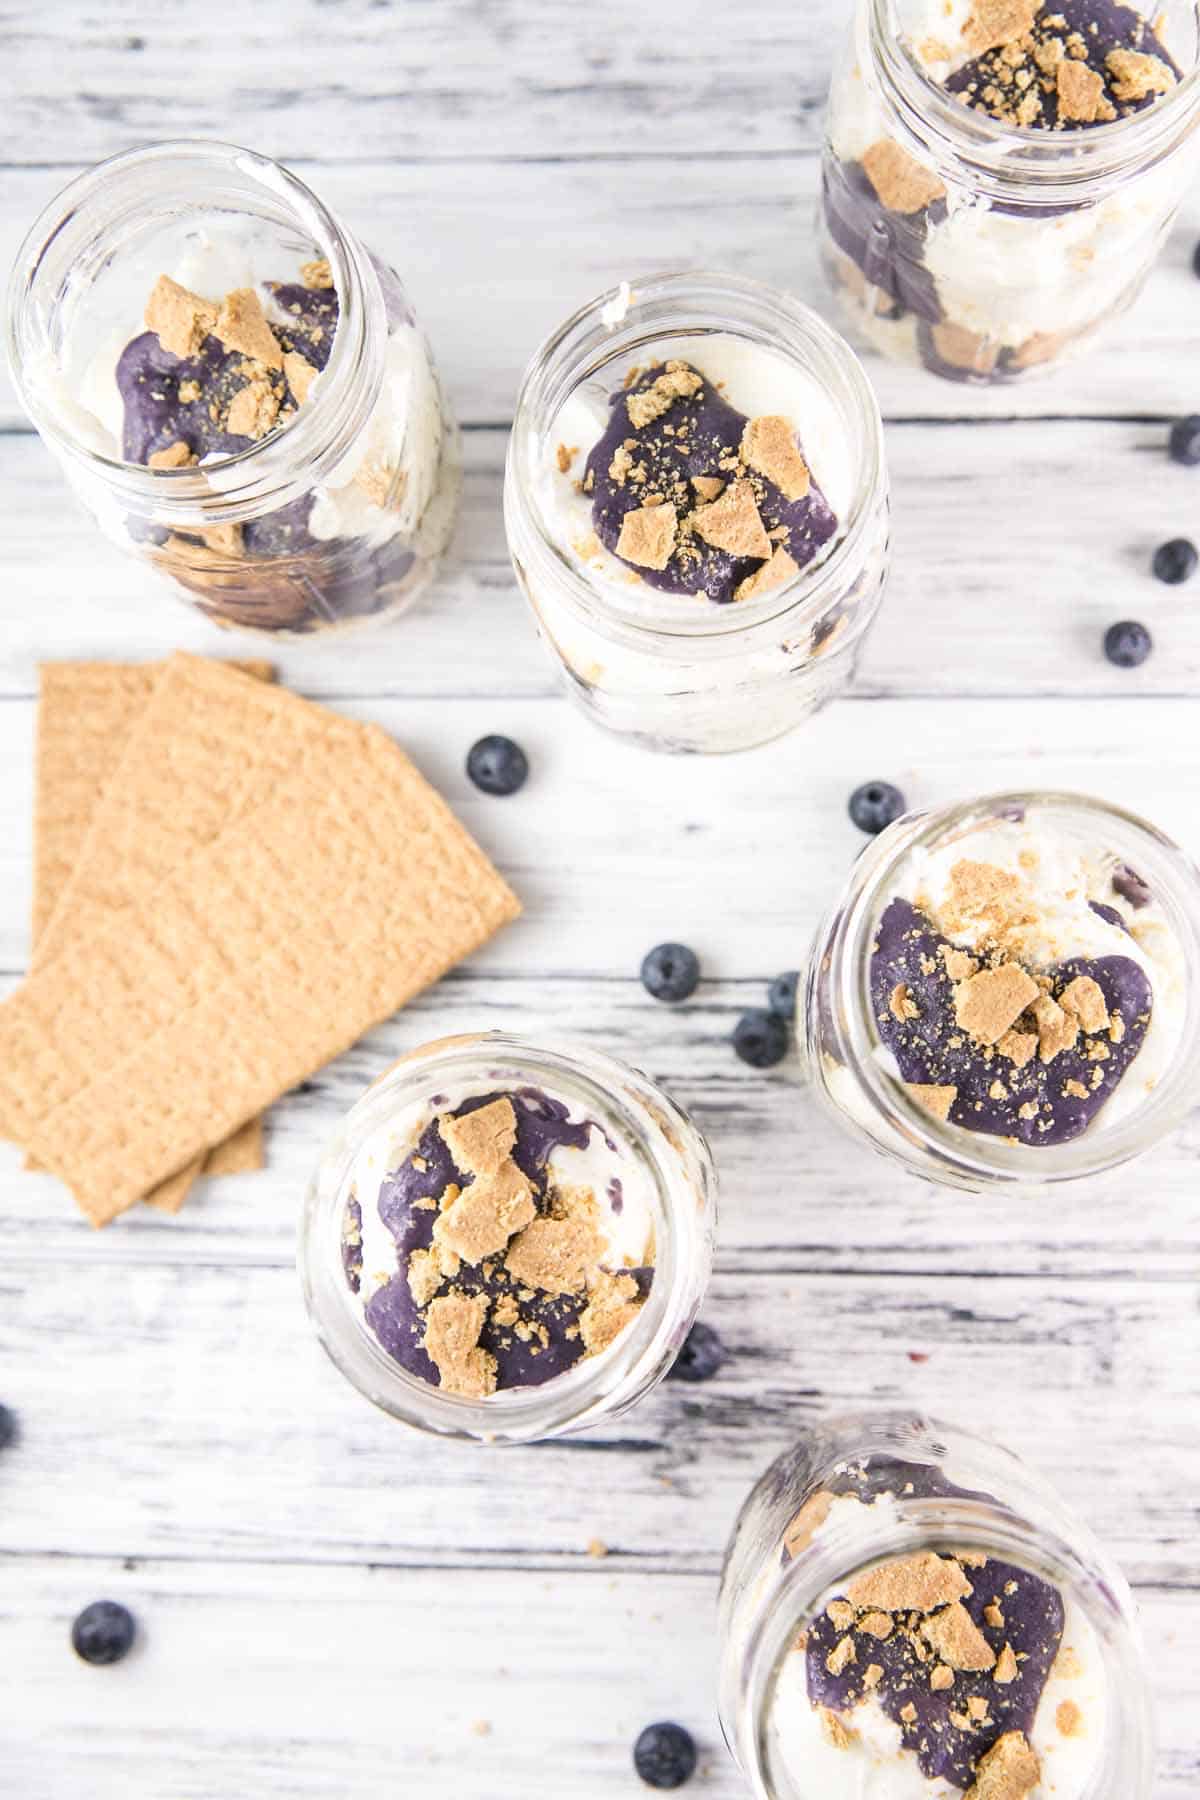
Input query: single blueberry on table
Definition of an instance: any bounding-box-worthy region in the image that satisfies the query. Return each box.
[71,1600,137,1666]
[640,943,700,1003]
[767,970,800,1018]
[1152,537,1198,585]
[466,735,528,796]
[733,1009,789,1069]
[1103,620,1153,668]
[634,1721,698,1789]
[848,780,907,836]
[0,1403,15,1449]
[1168,415,1200,466]
[668,1321,726,1384]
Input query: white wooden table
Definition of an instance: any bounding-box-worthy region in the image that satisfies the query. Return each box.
[2,5,1198,1794]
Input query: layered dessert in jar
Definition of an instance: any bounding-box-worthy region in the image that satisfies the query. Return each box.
[6,141,459,634]
[820,0,1200,382]
[505,273,889,753]
[717,1414,1154,1800]
[802,794,1200,1189]
[301,1034,716,1442]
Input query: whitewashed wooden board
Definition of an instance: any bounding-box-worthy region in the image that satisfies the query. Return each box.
[2,4,1199,1797]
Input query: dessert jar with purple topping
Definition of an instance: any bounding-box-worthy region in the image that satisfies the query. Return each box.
[6,141,460,635]
[299,1033,717,1444]
[820,0,1200,384]
[504,272,889,753]
[717,1410,1154,1800]
[799,791,1200,1192]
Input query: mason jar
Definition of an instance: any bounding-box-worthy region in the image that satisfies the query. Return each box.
[799,790,1200,1192]
[6,140,460,636]
[299,1032,717,1444]
[717,1410,1154,1799]
[820,0,1200,383]
[504,271,889,753]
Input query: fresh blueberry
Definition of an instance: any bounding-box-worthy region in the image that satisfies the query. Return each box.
[733,1009,789,1069]
[466,735,528,797]
[1168,415,1200,466]
[1103,620,1153,668]
[1152,537,1198,585]
[848,781,907,836]
[71,1601,137,1666]
[640,943,700,1003]
[634,1721,698,1789]
[767,970,800,1018]
[1194,239,1200,280]
[668,1322,726,1384]
[0,1404,15,1450]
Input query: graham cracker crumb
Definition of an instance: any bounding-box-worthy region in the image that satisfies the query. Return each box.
[734,544,797,603]
[847,1553,971,1613]
[407,1247,445,1309]
[1107,47,1175,100]
[226,377,281,441]
[783,1490,833,1558]
[954,964,1040,1046]
[1059,975,1108,1035]
[890,982,920,1022]
[1055,1646,1083,1679]
[964,1731,1040,1800]
[1057,58,1111,122]
[963,0,1038,56]
[587,1537,608,1559]
[941,946,979,982]
[214,288,283,370]
[740,415,811,500]
[432,1100,537,1265]
[616,502,677,571]
[988,1079,1008,1101]
[626,362,702,429]
[857,1611,894,1640]
[906,1082,957,1122]
[994,1642,1019,1684]
[301,256,333,290]
[921,1601,996,1672]
[691,475,725,502]
[505,1209,607,1297]
[691,479,772,561]
[827,1599,856,1630]
[861,138,947,213]
[984,1603,1005,1628]
[931,1663,955,1691]
[825,1636,856,1676]
[864,1662,884,1690]
[1063,1078,1089,1100]
[145,275,218,359]
[967,1696,991,1723]
[200,523,243,558]
[997,1028,1037,1070]
[818,1707,857,1750]
[355,459,407,510]
[148,440,197,470]
[900,1702,918,1724]
[284,351,316,405]
[421,1292,497,1398]
[578,1269,640,1355]
[555,443,574,474]
[1033,994,1078,1063]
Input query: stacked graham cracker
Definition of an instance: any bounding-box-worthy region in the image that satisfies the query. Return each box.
[1,653,520,1226]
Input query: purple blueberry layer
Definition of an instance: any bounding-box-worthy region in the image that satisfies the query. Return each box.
[807,1547,1064,1789]
[871,897,1151,1144]
[822,160,945,324]
[353,1090,652,1392]
[584,361,838,605]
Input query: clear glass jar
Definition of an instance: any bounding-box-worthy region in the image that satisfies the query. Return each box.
[800,790,1200,1192]
[820,0,1200,383]
[504,271,889,753]
[5,140,460,636]
[717,1409,1154,1799]
[299,1031,717,1444]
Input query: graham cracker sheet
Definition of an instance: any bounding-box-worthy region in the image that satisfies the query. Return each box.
[32,658,271,1204]
[2,658,521,1225]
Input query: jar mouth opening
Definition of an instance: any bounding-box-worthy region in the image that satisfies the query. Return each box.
[828,789,1200,1183]
[298,1032,712,1444]
[5,138,382,521]
[867,0,1200,197]
[507,269,887,646]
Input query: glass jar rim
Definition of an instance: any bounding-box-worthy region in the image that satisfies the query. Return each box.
[731,1409,1154,1800]
[864,0,1200,202]
[822,789,1200,1186]
[298,1031,716,1445]
[4,138,387,525]
[505,268,887,649]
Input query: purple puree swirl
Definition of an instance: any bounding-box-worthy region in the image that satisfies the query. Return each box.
[870,896,1152,1144]
[802,1460,1066,1790]
[353,1089,653,1391]
[584,361,838,605]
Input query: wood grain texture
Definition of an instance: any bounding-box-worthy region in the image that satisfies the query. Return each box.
[3,1,1199,1793]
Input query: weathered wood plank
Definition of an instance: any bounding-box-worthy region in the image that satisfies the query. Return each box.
[4,1557,1193,1799]
[2,158,1199,430]
[0,423,1198,705]
[0,1259,1195,1585]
